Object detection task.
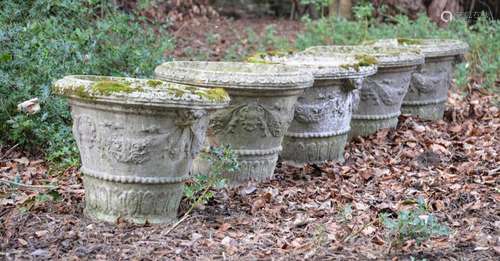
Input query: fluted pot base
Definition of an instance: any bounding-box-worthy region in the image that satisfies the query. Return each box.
[401,102,445,121]
[350,117,398,138]
[282,134,347,167]
[83,176,182,224]
[223,153,279,186]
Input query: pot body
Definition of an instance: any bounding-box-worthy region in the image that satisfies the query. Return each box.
[281,79,356,166]
[71,99,209,224]
[208,89,301,185]
[402,56,454,120]
[350,65,416,137]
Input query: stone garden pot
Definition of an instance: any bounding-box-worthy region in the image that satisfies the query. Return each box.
[154,61,314,185]
[372,38,469,120]
[276,55,377,166]
[303,45,424,137]
[53,75,229,224]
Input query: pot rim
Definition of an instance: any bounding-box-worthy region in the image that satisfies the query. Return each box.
[53,75,230,109]
[154,61,314,91]
[371,38,469,58]
[302,45,425,68]
[284,54,378,80]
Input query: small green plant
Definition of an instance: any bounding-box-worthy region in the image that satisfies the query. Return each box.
[338,203,353,223]
[313,224,328,246]
[379,197,450,247]
[166,145,239,234]
[183,145,239,209]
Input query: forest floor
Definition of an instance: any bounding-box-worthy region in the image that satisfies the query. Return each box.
[1,17,499,260]
[168,16,302,60]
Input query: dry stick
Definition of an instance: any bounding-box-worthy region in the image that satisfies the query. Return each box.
[164,184,212,236]
[343,219,377,243]
[0,143,19,160]
[488,166,500,175]
[0,179,57,190]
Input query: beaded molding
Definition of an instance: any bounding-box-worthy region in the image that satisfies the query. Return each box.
[81,167,189,184]
[234,146,282,156]
[352,111,401,120]
[286,127,350,138]
[403,97,448,106]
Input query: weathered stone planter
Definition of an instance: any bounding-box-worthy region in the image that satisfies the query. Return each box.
[154,61,313,185]
[303,46,424,137]
[372,38,469,120]
[252,53,377,166]
[53,75,229,224]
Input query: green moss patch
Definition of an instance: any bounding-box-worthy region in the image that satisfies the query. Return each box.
[91,80,138,95]
[205,88,229,102]
[355,54,378,66]
[397,38,423,45]
[341,54,377,71]
[146,79,164,88]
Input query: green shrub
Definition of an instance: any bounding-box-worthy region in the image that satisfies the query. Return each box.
[0,0,173,168]
[293,6,499,92]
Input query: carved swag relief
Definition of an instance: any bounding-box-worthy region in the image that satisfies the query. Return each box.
[211,103,287,137]
[76,110,208,165]
[360,75,411,106]
[294,93,351,123]
[409,66,450,96]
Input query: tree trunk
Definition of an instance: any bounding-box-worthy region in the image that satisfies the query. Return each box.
[329,0,353,19]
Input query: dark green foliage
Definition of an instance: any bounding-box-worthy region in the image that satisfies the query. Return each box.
[0,0,173,168]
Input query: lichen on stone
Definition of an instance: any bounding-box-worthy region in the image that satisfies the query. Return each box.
[73,85,94,100]
[146,79,163,88]
[397,38,423,45]
[246,50,295,64]
[91,80,139,95]
[355,54,378,66]
[205,88,229,102]
[167,87,188,98]
[340,54,378,71]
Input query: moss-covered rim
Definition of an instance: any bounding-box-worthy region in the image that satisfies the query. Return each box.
[244,51,377,79]
[371,38,469,58]
[52,75,230,106]
[154,61,314,90]
[157,61,304,75]
[302,45,424,68]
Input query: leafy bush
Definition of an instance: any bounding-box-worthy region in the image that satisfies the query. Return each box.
[0,0,173,167]
[379,198,450,246]
[293,4,499,92]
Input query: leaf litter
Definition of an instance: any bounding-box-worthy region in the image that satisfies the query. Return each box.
[0,88,498,260]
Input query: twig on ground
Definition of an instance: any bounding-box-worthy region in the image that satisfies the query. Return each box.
[164,214,191,236]
[0,143,19,160]
[0,179,57,190]
[165,184,212,236]
[343,219,377,243]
